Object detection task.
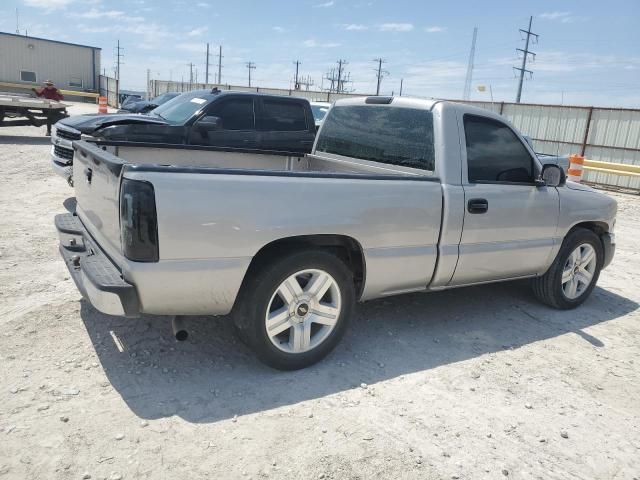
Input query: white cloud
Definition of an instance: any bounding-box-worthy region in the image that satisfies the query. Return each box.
[379,23,414,32]
[539,11,576,23]
[73,8,125,19]
[342,24,368,31]
[272,26,285,33]
[176,42,206,53]
[314,0,334,7]
[23,0,75,10]
[186,26,208,37]
[425,26,445,33]
[196,1,210,7]
[303,39,340,48]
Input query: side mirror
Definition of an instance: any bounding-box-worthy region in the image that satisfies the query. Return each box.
[197,115,221,130]
[539,164,566,187]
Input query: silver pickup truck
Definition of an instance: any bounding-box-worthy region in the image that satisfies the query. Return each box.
[56,96,617,370]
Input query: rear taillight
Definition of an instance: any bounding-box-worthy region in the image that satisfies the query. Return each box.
[120,178,159,262]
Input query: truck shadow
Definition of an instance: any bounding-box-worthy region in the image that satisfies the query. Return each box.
[79,281,637,424]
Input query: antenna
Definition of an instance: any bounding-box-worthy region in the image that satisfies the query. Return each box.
[15,8,20,34]
[463,27,478,101]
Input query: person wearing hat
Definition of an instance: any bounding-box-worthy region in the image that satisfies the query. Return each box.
[31,81,66,136]
[32,80,64,101]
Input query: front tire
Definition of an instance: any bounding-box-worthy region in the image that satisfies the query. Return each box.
[532,228,603,309]
[234,250,355,370]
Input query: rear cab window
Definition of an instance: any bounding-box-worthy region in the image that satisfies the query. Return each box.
[315,105,435,171]
[261,99,308,131]
[463,114,535,184]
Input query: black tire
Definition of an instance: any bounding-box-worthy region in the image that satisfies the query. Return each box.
[233,250,355,370]
[532,228,603,309]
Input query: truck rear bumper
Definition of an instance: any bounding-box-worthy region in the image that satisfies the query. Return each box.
[56,213,141,317]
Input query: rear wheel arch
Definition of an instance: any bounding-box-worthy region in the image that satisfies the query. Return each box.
[236,234,366,305]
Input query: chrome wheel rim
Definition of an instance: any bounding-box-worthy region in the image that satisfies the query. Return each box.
[562,243,597,299]
[265,269,342,354]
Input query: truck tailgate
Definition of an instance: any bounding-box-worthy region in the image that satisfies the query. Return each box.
[73,141,124,256]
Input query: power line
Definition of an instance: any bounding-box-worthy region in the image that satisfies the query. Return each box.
[373,58,389,95]
[514,16,538,103]
[246,61,256,87]
[463,27,478,100]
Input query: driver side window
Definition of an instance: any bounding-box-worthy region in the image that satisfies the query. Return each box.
[207,97,255,131]
[464,114,534,184]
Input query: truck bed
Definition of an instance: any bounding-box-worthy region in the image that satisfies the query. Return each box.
[70,140,443,315]
[98,141,432,177]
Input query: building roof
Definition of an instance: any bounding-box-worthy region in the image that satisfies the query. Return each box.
[0,31,101,50]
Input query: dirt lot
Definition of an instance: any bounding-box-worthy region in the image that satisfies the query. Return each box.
[1,105,639,480]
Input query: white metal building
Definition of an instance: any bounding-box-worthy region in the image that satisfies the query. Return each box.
[0,32,100,93]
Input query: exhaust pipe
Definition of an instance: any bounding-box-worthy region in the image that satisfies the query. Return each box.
[171,316,188,342]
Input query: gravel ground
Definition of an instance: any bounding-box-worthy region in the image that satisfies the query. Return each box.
[1,105,639,480]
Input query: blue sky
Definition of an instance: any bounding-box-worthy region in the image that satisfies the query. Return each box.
[2,0,639,106]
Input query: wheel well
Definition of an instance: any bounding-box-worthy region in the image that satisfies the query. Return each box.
[244,235,365,298]
[570,221,609,237]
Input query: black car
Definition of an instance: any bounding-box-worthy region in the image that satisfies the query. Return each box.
[117,92,180,114]
[52,90,316,169]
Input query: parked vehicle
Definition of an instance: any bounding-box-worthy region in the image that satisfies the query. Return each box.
[50,89,316,183]
[310,101,331,129]
[117,92,180,114]
[523,135,570,170]
[56,96,616,370]
[0,92,67,134]
[119,94,143,107]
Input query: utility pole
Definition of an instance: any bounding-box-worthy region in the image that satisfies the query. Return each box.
[205,43,210,84]
[246,61,256,87]
[373,58,388,95]
[115,39,124,106]
[463,27,478,100]
[399,78,403,96]
[323,60,352,94]
[15,8,19,34]
[216,45,223,84]
[293,60,301,89]
[146,68,150,100]
[514,16,538,103]
[187,62,194,89]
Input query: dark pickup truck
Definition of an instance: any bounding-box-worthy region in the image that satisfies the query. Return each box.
[51,89,317,182]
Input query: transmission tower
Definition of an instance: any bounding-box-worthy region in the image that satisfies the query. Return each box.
[514,16,538,103]
[293,60,301,89]
[373,58,389,95]
[463,27,477,101]
[324,60,352,93]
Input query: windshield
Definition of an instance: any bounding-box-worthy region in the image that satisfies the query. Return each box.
[150,91,211,124]
[311,104,330,122]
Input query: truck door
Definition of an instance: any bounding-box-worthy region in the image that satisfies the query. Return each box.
[450,113,560,285]
[188,96,258,149]
[257,98,315,153]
